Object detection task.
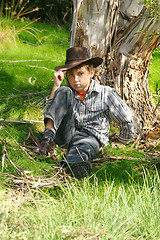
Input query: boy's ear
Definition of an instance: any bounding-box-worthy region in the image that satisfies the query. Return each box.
[91,68,95,78]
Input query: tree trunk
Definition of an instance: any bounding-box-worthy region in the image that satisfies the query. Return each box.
[70,0,160,134]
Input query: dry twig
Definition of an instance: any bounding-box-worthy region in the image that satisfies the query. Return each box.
[3,145,28,178]
[0,59,56,63]
[5,168,71,190]
[131,133,143,149]
[28,127,40,146]
[2,144,6,172]
[5,130,35,161]
[0,119,43,124]
[92,155,147,163]
[0,90,47,101]
[26,65,54,71]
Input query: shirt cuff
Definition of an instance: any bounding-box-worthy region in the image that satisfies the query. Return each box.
[118,135,133,144]
[118,122,134,144]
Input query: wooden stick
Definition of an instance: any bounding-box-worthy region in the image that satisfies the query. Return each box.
[0,59,56,63]
[5,130,35,161]
[0,119,43,124]
[4,145,28,178]
[92,155,147,162]
[26,65,54,71]
[13,88,26,93]
[0,90,47,101]
[29,127,40,146]
[2,144,5,172]
[131,133,142,148]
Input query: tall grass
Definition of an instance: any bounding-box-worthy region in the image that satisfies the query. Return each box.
[0,0,39,20]
[0,17,40,48]
[0,0,40,46]
[0,169,159,239]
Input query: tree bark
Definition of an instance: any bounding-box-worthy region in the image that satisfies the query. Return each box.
[70,0,160,134]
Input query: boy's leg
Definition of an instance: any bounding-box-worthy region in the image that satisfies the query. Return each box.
[60,130,101,179]
[34,86,76,155]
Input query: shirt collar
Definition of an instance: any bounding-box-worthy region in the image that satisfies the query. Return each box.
[88,79,101,94]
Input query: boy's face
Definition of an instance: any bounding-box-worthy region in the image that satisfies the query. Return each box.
[66,65,94,93]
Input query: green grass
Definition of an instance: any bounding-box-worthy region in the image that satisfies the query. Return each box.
[148,48,160,102]
[0,18,159,240]
[0,18,70,183]
[0,170,159,239]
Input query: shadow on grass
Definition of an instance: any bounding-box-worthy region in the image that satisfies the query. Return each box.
[0,121,59,180]
[91,158,159,186]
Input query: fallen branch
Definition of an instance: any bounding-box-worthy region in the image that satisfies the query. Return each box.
[92,155,148,163]
[131,133,143,148]
[26,65,54,71]
[13,88,26,93]
[3,145,28,178]
[5,130,35,161]
[2,144,5,172]
[0,119,43,124]
[28,127,40,146]
[4,169,71,190]
[0,59,56,63]
[0,90,47,101]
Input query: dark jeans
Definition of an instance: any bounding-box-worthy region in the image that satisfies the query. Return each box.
[44,86,100,175]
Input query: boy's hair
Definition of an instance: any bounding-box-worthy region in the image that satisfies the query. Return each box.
[67,63,93,73]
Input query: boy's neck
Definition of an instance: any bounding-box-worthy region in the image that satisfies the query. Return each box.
[77,91,87,100]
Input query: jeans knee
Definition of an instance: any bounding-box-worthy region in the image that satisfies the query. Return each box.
[55,86,73,96]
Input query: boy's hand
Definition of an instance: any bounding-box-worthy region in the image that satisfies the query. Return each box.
[54,70,66,87]
[49,69,67,99]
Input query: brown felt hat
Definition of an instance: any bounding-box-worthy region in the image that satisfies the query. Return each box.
[54,47,103,71]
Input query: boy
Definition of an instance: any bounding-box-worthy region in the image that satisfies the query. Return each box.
[33,47,134,179]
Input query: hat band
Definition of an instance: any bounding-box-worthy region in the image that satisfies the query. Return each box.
[65,58,89,63]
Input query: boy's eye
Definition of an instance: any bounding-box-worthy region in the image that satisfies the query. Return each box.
[78,72,84,75]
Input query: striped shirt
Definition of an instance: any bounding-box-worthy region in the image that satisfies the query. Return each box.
[44,80,134,146]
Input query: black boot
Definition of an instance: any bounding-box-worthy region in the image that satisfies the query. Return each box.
[62,161,92,179]
[33,128,55,155]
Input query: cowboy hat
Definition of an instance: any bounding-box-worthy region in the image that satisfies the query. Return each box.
[54,47,103,71]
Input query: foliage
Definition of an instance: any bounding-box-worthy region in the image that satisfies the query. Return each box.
[0,0,42,47]
[0,0,73,24]
[141,0,160,19]
[0,0,39,20]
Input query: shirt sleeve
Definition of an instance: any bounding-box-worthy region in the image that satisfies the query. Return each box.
[107,88,134,144]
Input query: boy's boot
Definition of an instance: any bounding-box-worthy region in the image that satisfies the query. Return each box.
[33,128,55,155]
[64,161,92,179]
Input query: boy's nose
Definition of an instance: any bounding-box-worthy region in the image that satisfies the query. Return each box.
[74,75,79,82]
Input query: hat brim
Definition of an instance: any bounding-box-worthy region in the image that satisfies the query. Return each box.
[54,57,103,71]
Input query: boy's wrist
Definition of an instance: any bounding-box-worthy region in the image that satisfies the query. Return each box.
[53,83,60,89]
